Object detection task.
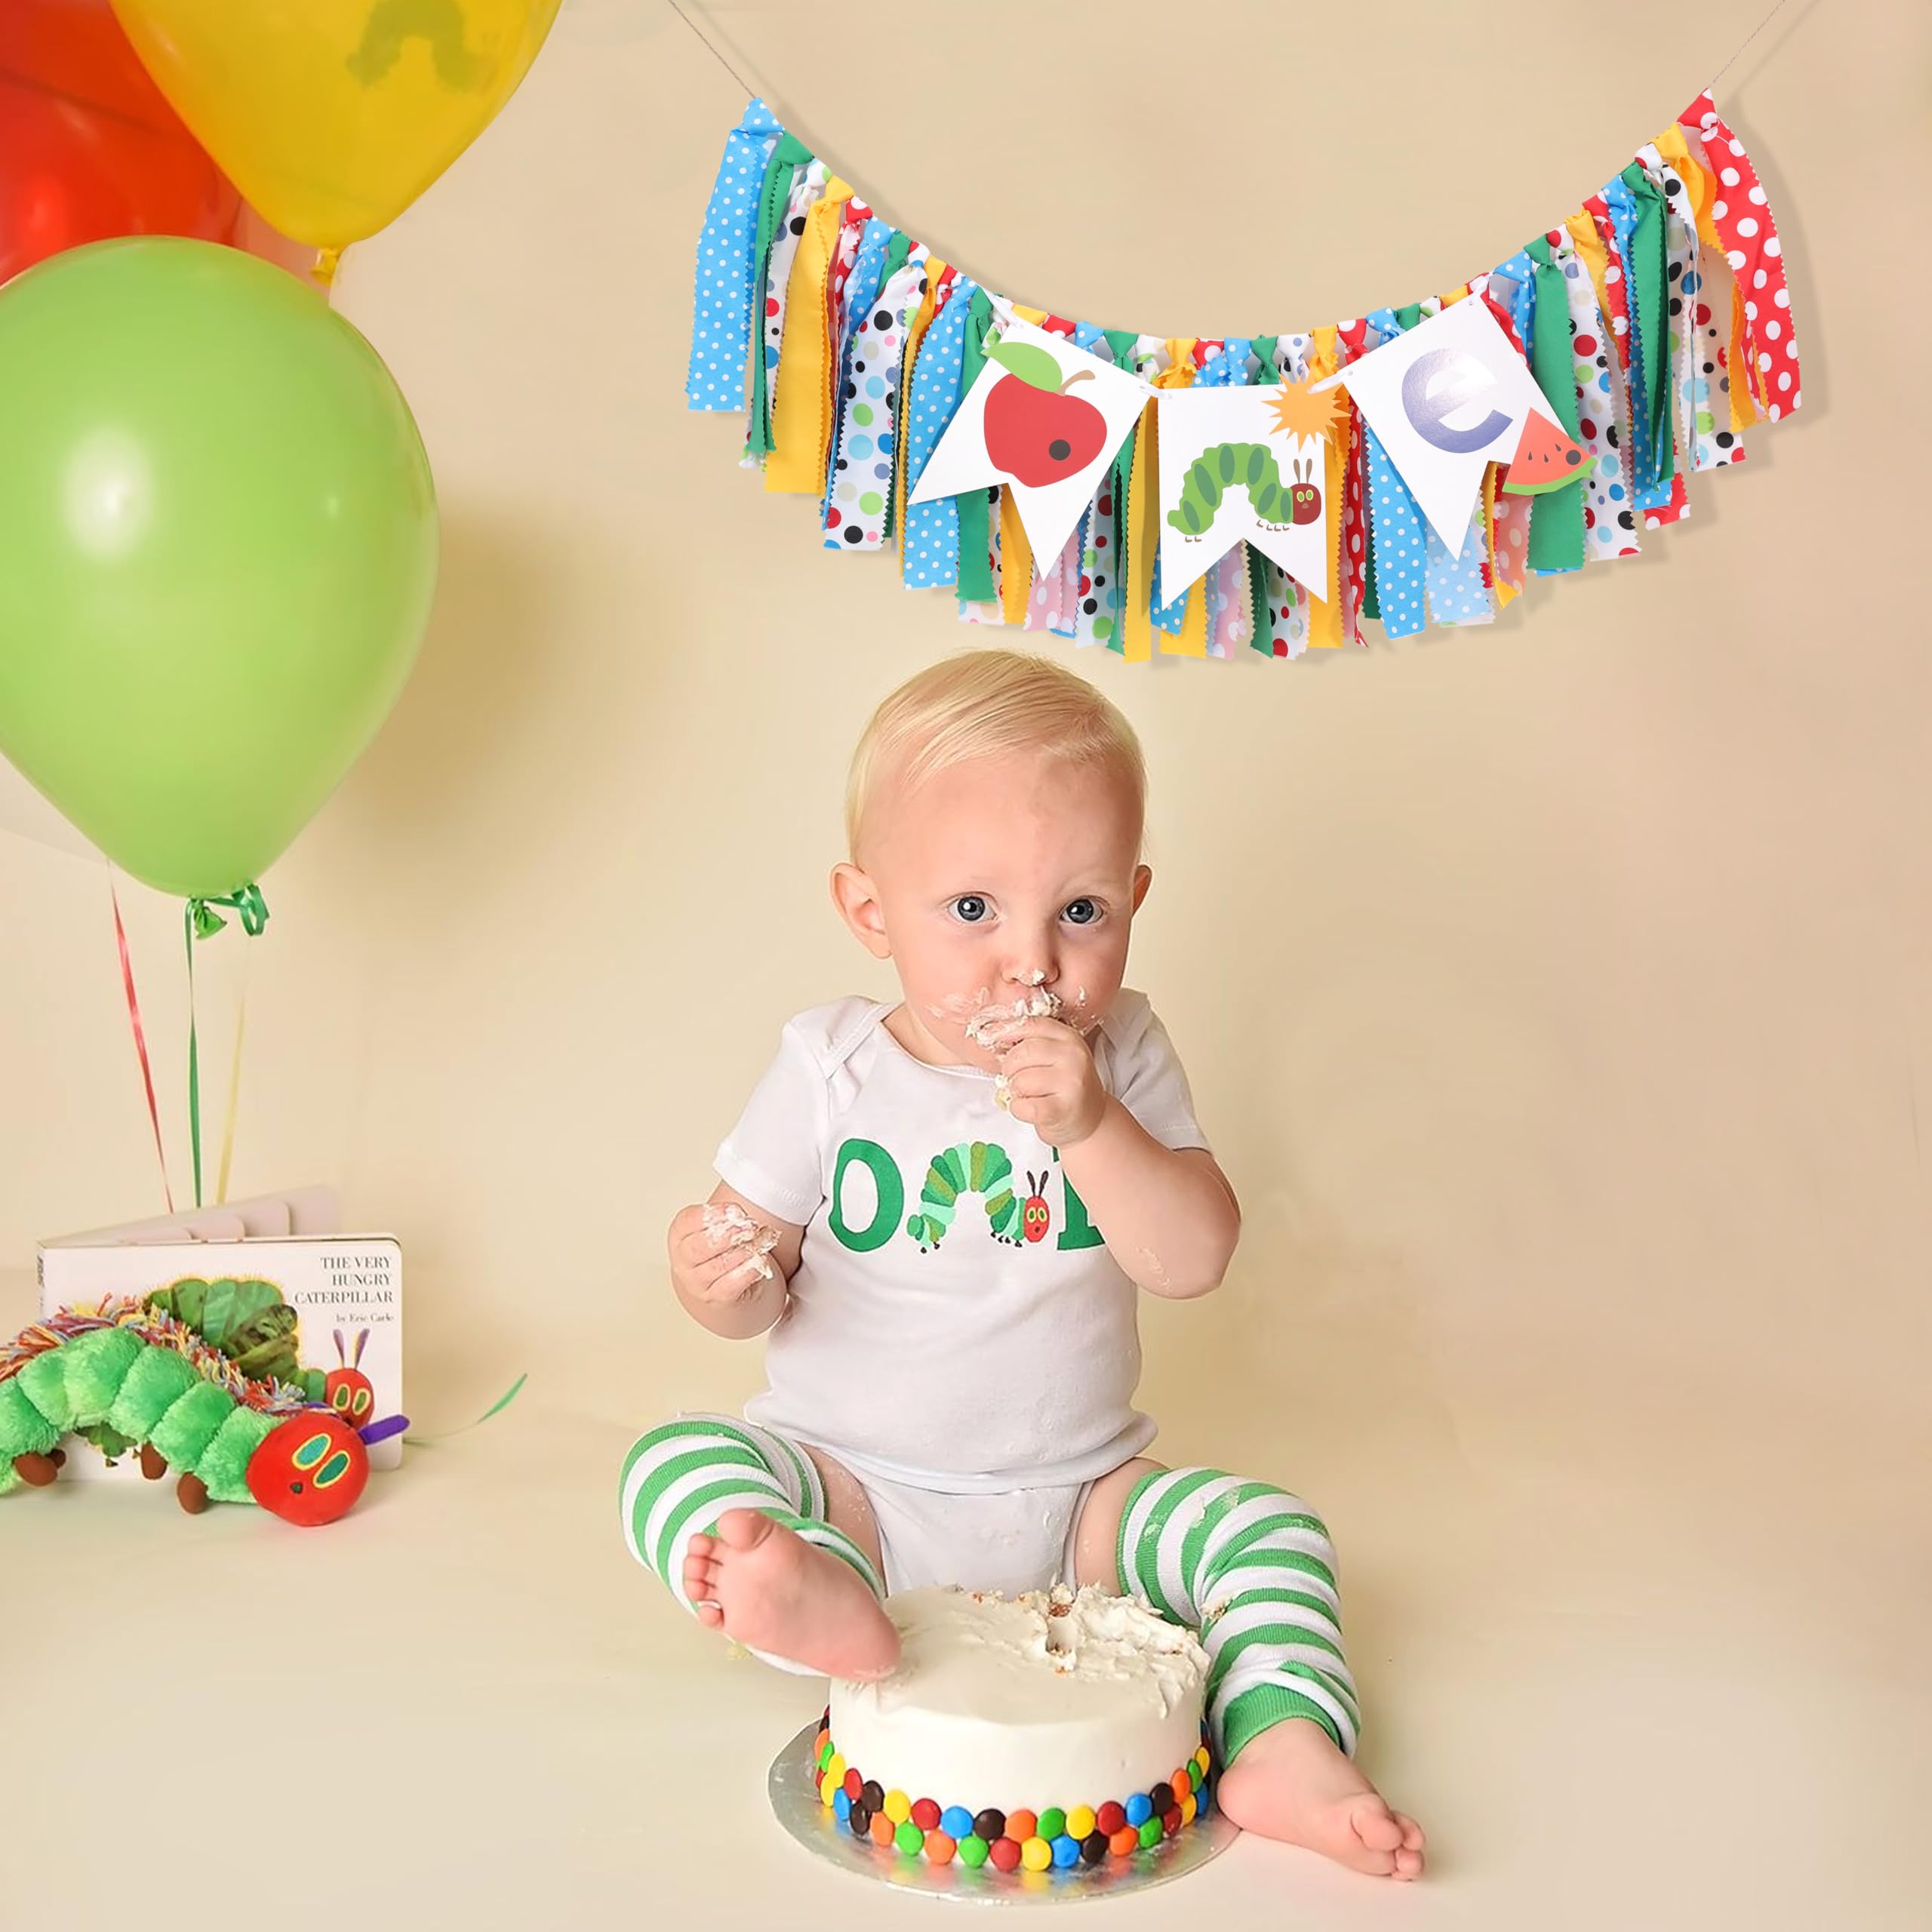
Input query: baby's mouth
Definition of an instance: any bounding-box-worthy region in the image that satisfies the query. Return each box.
[964,988,1064,1050]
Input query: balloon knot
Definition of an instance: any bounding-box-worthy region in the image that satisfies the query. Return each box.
[189,883,269,940]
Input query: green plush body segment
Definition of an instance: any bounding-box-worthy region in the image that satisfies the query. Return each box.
[108,1342,203,1440]
[147,1380,237,1471]
[0,1382,60,1491]
[1168,442,1291,534]
[906,1140,1023,1249]
[199,1408,276,1502]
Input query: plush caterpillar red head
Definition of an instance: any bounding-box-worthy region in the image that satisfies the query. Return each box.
[325,1327,375,1428]
[246,1408,408,1527]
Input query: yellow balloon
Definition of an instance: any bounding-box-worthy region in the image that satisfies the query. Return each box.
[109,0,561,254]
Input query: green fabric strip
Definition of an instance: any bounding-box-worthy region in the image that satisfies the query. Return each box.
[745,132,814,456]
[955,291,998,603]
[1222,1684,1345,1762]
[1099,328,1143,654]
[1524,236,1586,574]
[1247,543,1272,654]
[1394,301,1424,331]
[1621,162,1675,488]
[1361,469,1380,621]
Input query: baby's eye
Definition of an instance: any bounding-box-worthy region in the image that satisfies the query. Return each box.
[1062,898,1103,928]
[949,895,992,925]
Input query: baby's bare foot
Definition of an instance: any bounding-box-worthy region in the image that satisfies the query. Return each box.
[1216,1718,1425,1880]
[681,1509,900,1681]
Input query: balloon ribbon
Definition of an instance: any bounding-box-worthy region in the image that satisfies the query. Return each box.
[111,881,174,1215]
[403,1373,528,1446]
[183,884,269,1208]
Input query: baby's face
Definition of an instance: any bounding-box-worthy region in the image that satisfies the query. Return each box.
[838,750,1149,1066]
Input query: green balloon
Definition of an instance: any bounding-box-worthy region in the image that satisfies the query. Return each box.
[0,238,438,898]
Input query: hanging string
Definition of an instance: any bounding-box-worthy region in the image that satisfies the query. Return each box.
[663,0,761,100]
[666,0,1796,115]
[1704,0,1798,96]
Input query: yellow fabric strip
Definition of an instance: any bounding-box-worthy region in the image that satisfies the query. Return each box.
[1012,303,1048,325]
[1729,298,1759,430]
[998,487,1033,626]
[1484,460,1516,608]
[893,261,949,570]
[764,175,851,494]
[1303,326,1346,649]
[1152,341,1202,656]
[1654,125,1721,250]
[1168,580,1211,656]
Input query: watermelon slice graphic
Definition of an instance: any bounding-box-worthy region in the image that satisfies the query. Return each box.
[1500,410,1588,495]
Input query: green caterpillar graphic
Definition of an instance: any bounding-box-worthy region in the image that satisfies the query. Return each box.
[1168,443,1321,534]
[905,1142,1025,1251]
[1,1300,401,1527]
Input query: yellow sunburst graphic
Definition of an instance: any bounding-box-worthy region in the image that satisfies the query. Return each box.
[1266,379,1346,444]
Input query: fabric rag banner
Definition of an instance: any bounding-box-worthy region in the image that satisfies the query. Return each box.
[685,91,1801,660]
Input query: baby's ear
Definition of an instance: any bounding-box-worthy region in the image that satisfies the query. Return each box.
[1131,864,1153,913]
[830,862,893,959]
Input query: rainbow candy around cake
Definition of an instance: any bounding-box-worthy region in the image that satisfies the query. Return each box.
[814,1583,1214,1872]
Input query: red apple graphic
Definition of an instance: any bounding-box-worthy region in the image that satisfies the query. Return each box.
[982,338,1108,487]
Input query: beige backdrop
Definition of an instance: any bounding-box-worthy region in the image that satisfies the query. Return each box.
[3,3,1927,1927]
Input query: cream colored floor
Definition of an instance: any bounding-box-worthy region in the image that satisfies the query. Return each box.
[5,1267,1922,1932]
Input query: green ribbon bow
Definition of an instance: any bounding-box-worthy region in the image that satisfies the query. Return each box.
[188,883,269,940]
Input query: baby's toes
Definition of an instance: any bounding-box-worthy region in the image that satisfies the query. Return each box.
[1394,1811,1426,1853]
[1349,1799,1406,1855]
[682,1549,721,1602]
[1392,1843,1424,1881]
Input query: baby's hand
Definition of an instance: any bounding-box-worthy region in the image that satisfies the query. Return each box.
[998,1017,1109,1148]
[669,1201,780,1303]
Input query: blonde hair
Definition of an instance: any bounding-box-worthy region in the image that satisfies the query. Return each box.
[846,649,1146,857]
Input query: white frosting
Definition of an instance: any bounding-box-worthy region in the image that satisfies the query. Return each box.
[830,1585,1208,1818]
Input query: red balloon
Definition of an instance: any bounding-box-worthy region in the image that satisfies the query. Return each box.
[0,0,239,286]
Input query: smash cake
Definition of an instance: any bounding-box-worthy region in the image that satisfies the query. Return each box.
[814,1583,1215,1872]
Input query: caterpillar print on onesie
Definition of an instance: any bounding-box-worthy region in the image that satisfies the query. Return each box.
[1167,443,1322,534]
[0,1298,404,1527]
[905,1140,1026,1251]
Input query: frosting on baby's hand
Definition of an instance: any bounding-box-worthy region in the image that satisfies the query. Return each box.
[702,1201,779,1280]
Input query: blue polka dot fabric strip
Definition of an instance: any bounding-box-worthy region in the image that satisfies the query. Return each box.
[685,98,780,412]
[901,277,977,589]
[1359,309,1430,639]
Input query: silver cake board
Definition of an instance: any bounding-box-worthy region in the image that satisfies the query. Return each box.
[768,1720,1239,1906]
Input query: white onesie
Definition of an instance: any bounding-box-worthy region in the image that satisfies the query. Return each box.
[714,992,1209,1594]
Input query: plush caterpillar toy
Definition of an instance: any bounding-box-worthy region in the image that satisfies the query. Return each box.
[1,1299,405,1527]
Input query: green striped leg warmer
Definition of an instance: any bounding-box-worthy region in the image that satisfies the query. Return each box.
[1118,1467,1359,1765]
[619,1413,884,1672]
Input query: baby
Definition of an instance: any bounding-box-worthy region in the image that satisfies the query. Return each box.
[621,649,1423,1880]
